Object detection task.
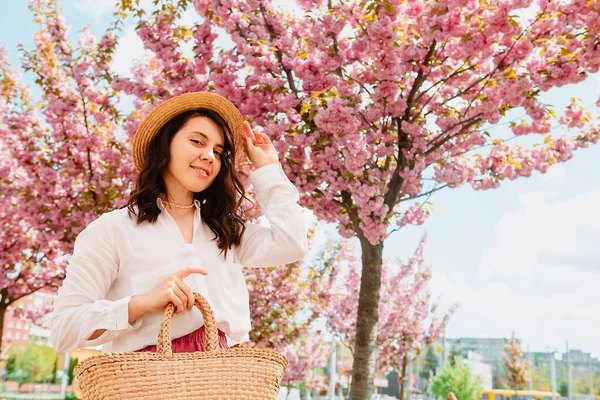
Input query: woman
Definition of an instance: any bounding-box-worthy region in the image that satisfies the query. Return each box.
[49,91,308,353]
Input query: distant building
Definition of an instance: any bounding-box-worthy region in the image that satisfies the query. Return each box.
[3,299,34,347]
[445,337,519,365]
[561,349,600,371]
[444,337,522,388]
[444,339,600,392]
[2,289,55,350]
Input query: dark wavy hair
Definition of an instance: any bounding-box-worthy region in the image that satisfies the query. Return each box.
[125,109,249,258]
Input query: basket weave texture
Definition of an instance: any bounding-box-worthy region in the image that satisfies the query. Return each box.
[73,292,288,399]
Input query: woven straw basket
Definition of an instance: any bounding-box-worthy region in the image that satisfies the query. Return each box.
[73,292,288,399]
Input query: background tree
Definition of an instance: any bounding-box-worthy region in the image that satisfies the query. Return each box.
[245,228,342,396]
[432,356,484,400]
[67,357,78,386]
[558,380,568,397]
[420,346,440,390]
[446,350,462,367]
[0,0,130,352]
[7,344,57,384]
[280,332,329,398]
[529,364,552,391]
[574,372,600,396]
[245,227,340,349]
[5,353,17,376]
[112,1,600,398]
[503,337,529,390]
[324,236,452,399]
[305,372,328,398]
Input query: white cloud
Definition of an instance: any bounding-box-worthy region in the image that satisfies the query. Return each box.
[178,5,203,27]
[108,3,236,78]
[73,0,117,19]
[594,72,600,93]
[515,2,540,26]
[433,189,600,357]
[75,0,154,78]
[74,0,153,19]
[272,0,305,16]
[541,164,566,187]
[109,23,149,78]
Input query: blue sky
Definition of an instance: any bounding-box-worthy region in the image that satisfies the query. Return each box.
[2,1,600,359]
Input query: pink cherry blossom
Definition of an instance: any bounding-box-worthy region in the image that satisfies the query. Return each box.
[4,1,600,397]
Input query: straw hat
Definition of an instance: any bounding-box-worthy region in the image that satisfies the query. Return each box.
[132,92,244,171]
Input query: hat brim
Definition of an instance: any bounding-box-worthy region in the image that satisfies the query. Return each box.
[132,92,244,171]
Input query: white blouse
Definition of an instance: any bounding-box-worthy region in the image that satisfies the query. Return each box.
[49,162,308,353]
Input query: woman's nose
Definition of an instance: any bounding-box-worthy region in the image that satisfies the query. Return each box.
[201,150,215,162]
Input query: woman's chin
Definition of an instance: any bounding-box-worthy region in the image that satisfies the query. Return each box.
[184,179,212,194]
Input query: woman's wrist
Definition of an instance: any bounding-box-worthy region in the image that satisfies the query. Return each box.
[254,160,279,169]
[128,294,149,325]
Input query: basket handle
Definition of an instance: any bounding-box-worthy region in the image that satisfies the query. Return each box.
[156,292,219,356]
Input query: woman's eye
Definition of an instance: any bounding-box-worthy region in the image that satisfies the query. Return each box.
[191,140,222,157]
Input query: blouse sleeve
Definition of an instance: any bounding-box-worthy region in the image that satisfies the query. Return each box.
[49,213,143,352]
[234,162,309,267]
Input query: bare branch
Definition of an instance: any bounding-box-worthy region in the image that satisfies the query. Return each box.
[400,183,448,203]
[424,114,483,157]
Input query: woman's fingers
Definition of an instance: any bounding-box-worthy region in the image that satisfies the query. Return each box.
[259,131,271,144]
[175,266,208,278]
[255,131,266,145]
[243,121,260,144]
[243,121,255,143]
[171,283,189,313]
[175,278,195,311]
[167,287,185,313]
[243,121,251,136]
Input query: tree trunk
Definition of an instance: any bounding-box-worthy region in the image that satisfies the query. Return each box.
[0,301,7,356]
[348,239,384,400]
[399,355,409,400]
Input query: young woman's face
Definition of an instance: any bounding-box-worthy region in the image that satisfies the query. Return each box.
[164,115,226,194]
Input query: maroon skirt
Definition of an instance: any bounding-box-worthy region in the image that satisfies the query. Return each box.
[134,325,229,353]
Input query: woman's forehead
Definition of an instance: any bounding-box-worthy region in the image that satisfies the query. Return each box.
[183,116,224,142]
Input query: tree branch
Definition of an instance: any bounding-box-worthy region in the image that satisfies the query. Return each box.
[383,41,439,212]
[400,182,448,203]
[258,2,300,98]
[424,114,483,157]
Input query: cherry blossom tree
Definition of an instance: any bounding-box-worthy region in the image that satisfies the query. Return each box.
[503,337,529,390]
[4,0,600,397]
[245,230,341,393]
[280,333,329,396]
[245,227,343,346]
[112,0,600,397]
[324,236,452,399]
[0,0,131,351]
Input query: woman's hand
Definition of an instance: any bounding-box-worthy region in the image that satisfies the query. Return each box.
[136,266,209,315]
[87,267,208,341]
[242,121,279,168]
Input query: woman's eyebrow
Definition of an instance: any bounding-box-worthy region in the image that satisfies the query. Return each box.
[190,130,224,150]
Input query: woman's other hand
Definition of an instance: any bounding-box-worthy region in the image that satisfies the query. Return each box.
[242,121,279,168]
